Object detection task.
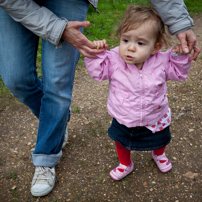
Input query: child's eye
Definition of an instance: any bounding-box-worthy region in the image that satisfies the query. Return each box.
[123,39,129,43]
[138,42,144,45]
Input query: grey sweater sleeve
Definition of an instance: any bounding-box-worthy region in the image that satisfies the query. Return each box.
[0,0,68,46]
[149,0,194,35]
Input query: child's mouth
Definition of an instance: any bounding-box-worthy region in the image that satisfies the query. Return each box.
[126,55,133,60]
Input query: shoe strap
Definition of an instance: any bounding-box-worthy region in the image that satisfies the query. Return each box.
[155,153,168,161]
[117,163,131,171]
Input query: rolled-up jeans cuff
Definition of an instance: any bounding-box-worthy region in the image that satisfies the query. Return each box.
[31,151,62,167]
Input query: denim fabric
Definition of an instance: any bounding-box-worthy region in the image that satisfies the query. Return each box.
[0,0,89,167]
[108,118,171,151]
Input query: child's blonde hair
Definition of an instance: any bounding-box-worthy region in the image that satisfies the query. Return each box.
[117,5,170,48]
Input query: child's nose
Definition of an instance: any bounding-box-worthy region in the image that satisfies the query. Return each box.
[128,44,136,52]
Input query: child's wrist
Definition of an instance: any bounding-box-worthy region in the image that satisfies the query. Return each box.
[170,51,190,61]
[171,52,180,57]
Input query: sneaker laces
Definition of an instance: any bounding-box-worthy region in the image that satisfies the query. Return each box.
[32,166,55,186]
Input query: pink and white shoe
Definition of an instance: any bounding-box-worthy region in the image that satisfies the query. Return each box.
[110,161,134,180]
[152,151,172,173]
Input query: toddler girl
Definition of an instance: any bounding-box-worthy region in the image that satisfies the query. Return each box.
[84,5,191,180]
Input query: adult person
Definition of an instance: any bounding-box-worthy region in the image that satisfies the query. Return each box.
[0,0,200,197]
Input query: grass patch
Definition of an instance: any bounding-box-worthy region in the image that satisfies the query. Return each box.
[88,119,108,136]
[185,0,202,16]
[6,171,17,180]
[72,106,80,113]
[0,77,10,97]
[12,190,19,198]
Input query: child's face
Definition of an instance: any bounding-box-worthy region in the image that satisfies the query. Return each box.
[119,21,160,69]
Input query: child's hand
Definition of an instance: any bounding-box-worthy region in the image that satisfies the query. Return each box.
[172,44,186,55]
[93,39,108,50]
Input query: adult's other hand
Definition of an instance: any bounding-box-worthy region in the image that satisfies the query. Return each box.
[177,29,201,61]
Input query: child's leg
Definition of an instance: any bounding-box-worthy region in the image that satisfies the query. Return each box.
[152,146,172,173]
[115,141,131,167]
[153,146,166,163]
[110,142,134,180]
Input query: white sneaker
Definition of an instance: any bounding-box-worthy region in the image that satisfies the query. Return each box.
[31,166,55,197]
[62,127,68,149]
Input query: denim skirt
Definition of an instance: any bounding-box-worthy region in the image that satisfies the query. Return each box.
[108,118,171,151]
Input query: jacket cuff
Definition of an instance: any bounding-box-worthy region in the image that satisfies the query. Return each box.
[48,18,68,47]
[168,16,194,35]
[170,51,190,61]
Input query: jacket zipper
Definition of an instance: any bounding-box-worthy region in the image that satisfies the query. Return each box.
[140,69,143,126]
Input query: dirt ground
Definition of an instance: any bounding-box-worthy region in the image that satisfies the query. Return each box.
[0,13,202,202]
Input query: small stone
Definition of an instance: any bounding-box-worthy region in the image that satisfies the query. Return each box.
[183,171,199,179]
[30,148,35,152]
[189,129,194,132]
[11,185,17,190]
[143,182,147,186]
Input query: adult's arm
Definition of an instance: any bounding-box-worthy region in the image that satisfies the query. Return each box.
[0,0,102,57]
[149,0,200,61]
[0,0,67,46]
[149,0,193,35]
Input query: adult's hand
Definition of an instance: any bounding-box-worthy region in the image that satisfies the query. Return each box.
[176,29,200,61]
[62,21,105,58]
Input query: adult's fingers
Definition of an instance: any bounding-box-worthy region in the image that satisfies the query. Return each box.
[80,46,106,58]
[177,33,189,54]
[189,41,201,61]
[73,21,90,29]
[176,29,201,61]
[69,21,97,49]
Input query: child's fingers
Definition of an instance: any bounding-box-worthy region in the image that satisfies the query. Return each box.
[172,44,186,55]
[101,39,108,49]
[98,40,106,49]
[172,45,180,53]
[100,40,105,48]
[97,42,101,49]
[93,41,98,49]
[93,40,107,49]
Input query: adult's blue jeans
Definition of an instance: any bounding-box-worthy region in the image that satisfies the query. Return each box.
[0,0,89,167]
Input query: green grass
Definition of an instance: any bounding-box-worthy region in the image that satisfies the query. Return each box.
[82,0,150,59]
[0,0,201,109]
[0,76,10,97]
[6,171,17,179]
[185,0,202,16]
[72,106,80,113]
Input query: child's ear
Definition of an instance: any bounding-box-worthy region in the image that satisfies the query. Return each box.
[151,43,162,55]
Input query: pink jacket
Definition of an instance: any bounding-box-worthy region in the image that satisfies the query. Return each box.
[84,47,191,128]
